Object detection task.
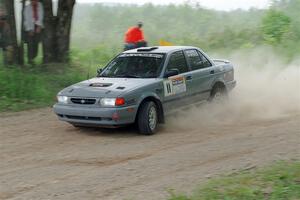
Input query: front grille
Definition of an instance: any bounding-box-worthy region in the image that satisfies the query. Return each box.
[70,98,96,105]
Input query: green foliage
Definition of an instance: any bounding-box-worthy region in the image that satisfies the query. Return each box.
[270,0,300,60]
[0,67,49,111]
[261,9,291,44]
[0,64,85,112]
[168,161,300,200]
[71,0,299,59]
[71,45,120,68]
[0,46,116,112]
[71,3,265,51]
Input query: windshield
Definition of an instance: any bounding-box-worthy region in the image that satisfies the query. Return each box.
[100,53,165,78]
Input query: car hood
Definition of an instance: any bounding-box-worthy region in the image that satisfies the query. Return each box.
[59,77,160,98]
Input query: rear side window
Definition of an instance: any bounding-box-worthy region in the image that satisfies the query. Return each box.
[166,51,189,74]
[185,49,203,71]
[197,50,212,68]
[185,49,212,70]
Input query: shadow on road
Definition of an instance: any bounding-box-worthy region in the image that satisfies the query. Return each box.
[69,124,157,138]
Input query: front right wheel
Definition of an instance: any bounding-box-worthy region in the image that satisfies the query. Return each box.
[137,101,158,135]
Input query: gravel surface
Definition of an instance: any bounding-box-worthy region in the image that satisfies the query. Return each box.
[1,107,299,200]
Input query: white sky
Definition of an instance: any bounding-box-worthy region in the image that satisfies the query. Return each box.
[77,0,271,11]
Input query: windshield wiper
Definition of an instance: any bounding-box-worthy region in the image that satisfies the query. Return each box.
[114,74,142,78]
[97,75,109,77]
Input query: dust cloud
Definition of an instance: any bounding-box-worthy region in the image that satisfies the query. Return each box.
[167,47,300,130]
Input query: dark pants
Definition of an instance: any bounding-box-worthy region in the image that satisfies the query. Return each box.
[1,48,7,65]
[26,32,41,63]
[1,46,13,65]
[124,41,148,51]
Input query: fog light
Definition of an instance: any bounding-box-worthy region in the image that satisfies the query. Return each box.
[112,112,119,121]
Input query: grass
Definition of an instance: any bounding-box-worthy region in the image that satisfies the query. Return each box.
[0,64,87,112]
[0,46,116,112]
[168,161,300,200]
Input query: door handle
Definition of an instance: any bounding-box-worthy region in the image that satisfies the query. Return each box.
[210,70,215,74]
[186,75,192,81]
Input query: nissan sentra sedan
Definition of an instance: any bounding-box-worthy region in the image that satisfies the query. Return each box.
[53,46,236,135]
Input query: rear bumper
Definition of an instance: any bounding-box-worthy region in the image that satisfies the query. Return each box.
[53,103,138,127]
[225,80,236,91]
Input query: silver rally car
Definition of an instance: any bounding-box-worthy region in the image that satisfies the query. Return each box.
[53,46,236,135]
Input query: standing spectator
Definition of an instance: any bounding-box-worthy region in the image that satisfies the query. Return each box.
[0,10,13,65]
[124,22,147,51]
[24,0,44,64]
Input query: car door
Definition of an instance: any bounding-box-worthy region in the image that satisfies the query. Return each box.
[163,50,193,110]
[184,49,214,101]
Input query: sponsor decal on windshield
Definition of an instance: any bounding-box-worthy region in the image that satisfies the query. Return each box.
[120,53,164,58]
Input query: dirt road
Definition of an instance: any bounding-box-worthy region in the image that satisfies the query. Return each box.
[0,106,299,200]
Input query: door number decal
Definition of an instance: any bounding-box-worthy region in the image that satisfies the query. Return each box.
[164,81,174,96]
[163,76,186,97]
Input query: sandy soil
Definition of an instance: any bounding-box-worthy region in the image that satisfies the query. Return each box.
[0,107,299,200]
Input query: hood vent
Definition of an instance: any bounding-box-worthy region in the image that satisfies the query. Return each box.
[89,83,112,87]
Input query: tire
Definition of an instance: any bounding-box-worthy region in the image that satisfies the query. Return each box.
[137,101,158,135]
[209,86,228,103]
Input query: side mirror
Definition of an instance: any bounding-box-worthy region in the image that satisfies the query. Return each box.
[97,68,103,77]
[164,69,179,78]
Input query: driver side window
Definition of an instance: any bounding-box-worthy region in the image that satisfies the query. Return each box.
[166,51,189,74]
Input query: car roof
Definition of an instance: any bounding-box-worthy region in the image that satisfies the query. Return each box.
[123,46,199,54]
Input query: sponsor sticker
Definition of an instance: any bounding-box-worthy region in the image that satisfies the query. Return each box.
[164,76,186,97]
[120,53,164,58]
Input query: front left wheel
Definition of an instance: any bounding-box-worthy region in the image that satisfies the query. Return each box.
[137,101,158,135]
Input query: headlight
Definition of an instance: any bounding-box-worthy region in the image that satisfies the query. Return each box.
[100,97,125,107]
[57,96,68,104]
[100,98,116,106]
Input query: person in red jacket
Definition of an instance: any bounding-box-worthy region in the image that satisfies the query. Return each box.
[124,22,147,50]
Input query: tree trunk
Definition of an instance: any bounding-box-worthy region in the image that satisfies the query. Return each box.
[4,0,19,64]
[43,0,75,63]
[56,0,75,62]
[43,0,57,63]
[19,0,26,65]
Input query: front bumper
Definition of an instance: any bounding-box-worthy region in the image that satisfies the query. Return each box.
[53,103,138,127]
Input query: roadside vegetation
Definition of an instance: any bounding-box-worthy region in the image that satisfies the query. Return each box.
[0,63,85,111]
[168,161,300,200]
[0,0,299,112]
[72,0,300,60]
